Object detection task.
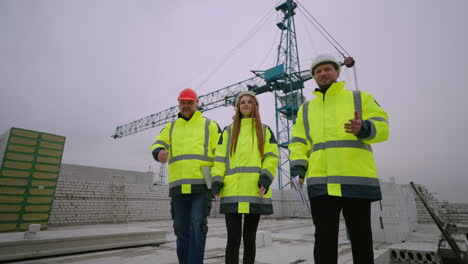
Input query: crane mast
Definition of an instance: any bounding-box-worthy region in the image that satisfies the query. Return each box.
[270,0,303,189]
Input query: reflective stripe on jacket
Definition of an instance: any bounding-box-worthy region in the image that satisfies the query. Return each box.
[151,111,221,196]
[289,82,389,201]
[211,118,279,215]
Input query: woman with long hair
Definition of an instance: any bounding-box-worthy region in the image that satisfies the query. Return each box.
[211,91,279,264]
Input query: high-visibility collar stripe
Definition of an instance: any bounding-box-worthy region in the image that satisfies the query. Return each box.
[169,178,206,188]
[212,175,223,183]
[215,156,226,163]
[353,90,362,118]
[153,140,169,149]
[169,154,214,164]
[226,166,261,176]
[312,140,372,152]
[220,196,272,204]
[307,175,380,187]
[290,137,307,145]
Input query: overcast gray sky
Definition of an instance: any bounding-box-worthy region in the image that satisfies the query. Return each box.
[1,0,468,203]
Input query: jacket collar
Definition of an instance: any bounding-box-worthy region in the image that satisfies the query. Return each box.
[240,117,255,126]
[313,81,346,97]
[178,110,202,122]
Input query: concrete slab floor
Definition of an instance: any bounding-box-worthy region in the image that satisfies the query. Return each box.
[4,218,437,264]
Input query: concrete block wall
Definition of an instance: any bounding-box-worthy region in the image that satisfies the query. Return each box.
[59,164,154,185]
[276,189,310,218]
[49,164,468,228]
[445,203,468,225]
[50,179,114,225]
[272,191,284,218]
[371,179,418,243]
[406,184,468,225]
[50,176,468,228]
[49,177,313,226]
[408,184,446,224]
[124,184,171,221]
[49,178,171,225]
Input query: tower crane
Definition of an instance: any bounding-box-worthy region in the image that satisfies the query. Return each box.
[112,0,355,189]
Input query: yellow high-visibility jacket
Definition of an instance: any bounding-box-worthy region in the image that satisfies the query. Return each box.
[289,82,389,201]
[151,111,221,197]
[211,118,279,215]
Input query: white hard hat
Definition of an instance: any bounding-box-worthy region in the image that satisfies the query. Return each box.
[235,91,258,109]
[310,54,341,76]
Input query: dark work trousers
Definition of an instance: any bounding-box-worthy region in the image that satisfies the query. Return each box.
[224,213,261,264]
[309,195,374,264]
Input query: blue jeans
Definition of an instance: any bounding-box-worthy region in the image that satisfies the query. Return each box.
[171,191,212,264]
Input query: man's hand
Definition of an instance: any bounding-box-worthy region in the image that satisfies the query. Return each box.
[213,194,220,199]
[344,111,362,135]
[290,177,304,191]
[158,150,169,163]
[290,166,306,190]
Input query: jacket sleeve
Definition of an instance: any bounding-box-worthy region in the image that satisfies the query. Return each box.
[360,92,389,144]
[260,126,279,186]
[208,120,222,155]
[288,103,311,169]
[211,128,228,185]
[150,122,172,153]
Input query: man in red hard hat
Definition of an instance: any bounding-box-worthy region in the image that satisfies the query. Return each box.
[151,88,221,264]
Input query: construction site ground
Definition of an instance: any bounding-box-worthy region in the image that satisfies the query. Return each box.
[1,217,440,264]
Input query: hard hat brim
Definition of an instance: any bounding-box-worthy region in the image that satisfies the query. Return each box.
[235,91,259,109]
[178,97,198,101]
[311,60,341,76]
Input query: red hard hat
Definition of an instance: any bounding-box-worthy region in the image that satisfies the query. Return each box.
[178,88,198,102]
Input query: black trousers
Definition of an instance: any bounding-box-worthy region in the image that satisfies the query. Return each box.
[224,213,261,264]
[309,195,374,264]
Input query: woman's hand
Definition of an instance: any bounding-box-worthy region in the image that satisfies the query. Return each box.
[258,186,267,197]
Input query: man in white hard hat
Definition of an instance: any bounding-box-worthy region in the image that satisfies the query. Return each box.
[289,54,390,264]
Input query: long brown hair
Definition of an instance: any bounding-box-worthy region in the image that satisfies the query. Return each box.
[230,95,264,157]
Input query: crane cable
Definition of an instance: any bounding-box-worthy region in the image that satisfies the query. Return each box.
[295,1,350,58]
[296,1,360,90]
[194,8,277,92]
[256,24,280,69]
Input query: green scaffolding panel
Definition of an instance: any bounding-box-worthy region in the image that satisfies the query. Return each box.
[0,127,65,232]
